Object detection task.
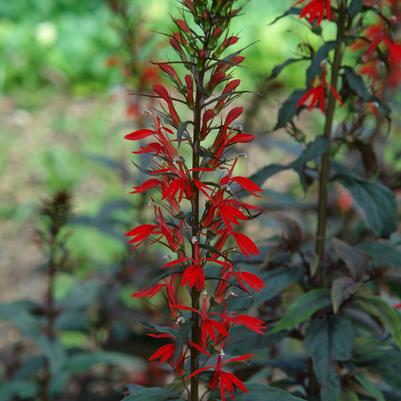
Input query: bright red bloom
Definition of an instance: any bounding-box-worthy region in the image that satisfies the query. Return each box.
[297,68,343,112]
[188,352,252,401]
[147,333,185,374]
[232,231,260,256]
[296,0,331,25]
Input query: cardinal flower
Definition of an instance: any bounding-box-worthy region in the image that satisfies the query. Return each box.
[296,0,332,25]
[147,333,185,374]
[173,294,229,347]
[297,68,343,112]
[188,352,252,401]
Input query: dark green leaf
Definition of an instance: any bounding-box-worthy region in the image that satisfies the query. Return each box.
[344,67,371,101]
[173,318,191,365]
[123,385,183,401]
[289,136,329,191]
[306,41,336,85]
[305,316,355,401]
[355,372,385,401]
[335,172,398,238]
[65,351,138,374]
[332,238,370,280]
[275,89,307,129]
[0,301,41,336]
[357,242,401,268]
[244,136,329,194]
[177,121,192,146]
[357,296,401,349]
[331,277,359,313]
[271,289,331,333]
[348,0,364,17]
[234,383,306,401]
[269,58,306,80]
[0,381,38,401]
[269,7,301,26]
[254,266,304,306]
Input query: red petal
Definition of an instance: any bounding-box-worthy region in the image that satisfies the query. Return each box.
[232,232,260,256]
[125,129,154,141]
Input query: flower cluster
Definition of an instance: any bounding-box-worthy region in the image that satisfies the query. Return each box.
[124,1,265,400]
[352,0,401,91]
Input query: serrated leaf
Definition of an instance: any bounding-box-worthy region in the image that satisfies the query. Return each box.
[332,238,370,280]
[275,89,307,129]
[306,41,336,85]
[334,172,398,238]
[234,383,306,401]
[271,289,331,333]
[305,316,355,401]
[357,296,401,349]
[331,277,358,313]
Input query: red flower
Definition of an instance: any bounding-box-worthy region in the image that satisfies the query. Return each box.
[296,0,331,25]
[226,314,267,334]
[174,295,229,347]
[188,352,252,401]
[147,333,185,374]
[125,224,157,248]
[232,231,260,256]
[297,68,343,112]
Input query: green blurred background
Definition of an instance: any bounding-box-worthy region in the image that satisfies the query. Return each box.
[0,0,300,300]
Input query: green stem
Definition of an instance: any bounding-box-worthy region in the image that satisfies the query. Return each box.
[315,0,347,284]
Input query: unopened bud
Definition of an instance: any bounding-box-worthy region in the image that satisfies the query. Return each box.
[176,316,186,325]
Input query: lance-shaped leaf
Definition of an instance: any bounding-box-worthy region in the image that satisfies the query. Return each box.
[305,316,355,401]
[332,238,370,280]
[275,89,307,129]
[348,0,364,17]
[269,57,306,81]
[357,296,401,350]
[271,289,331,333]
[344,67,371,101]
[357,242,401,269]
[355,372,386,401]
[331,277,359,313]
[289,136,329,191]
[269,7,302,26]
[334,171,398,238]
[306,41,336,85]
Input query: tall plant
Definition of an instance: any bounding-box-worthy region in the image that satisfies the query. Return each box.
[123,2,267,401]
